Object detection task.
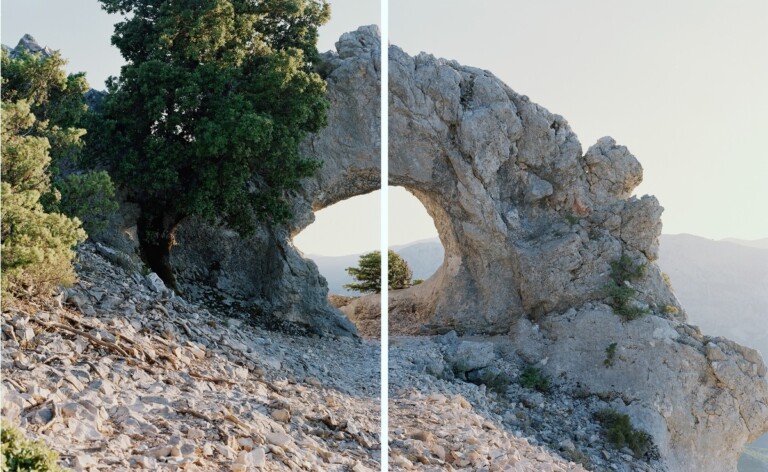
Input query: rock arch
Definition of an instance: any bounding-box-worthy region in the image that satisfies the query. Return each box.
[161,27,766,471]
[388,46,676,334]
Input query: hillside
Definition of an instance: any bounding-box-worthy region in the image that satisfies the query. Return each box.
[657,234,768,359]
[1,244,381,471]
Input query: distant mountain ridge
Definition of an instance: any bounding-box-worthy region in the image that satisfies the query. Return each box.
[722,238,768,250]
[656,234,768,361]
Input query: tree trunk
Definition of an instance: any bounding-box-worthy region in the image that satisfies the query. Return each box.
[137,210,181,290]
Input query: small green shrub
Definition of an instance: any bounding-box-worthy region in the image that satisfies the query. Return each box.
[565,214,580,225]
[604,342,617,367]
[412,279,424,286]
[605,283,648,320]
[594,409,652,458]
[467,369,511,394]
[609,255,646,285]
[561,447,592,468]
[1,422,67,471]
[605,254,648,320]
[519,366,550,392]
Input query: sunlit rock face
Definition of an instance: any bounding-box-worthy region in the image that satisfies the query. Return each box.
[386,45,767,472]
[387,46,677,334]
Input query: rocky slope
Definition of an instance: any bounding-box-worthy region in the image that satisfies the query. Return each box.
[1,243,381,471]
[389,335,666,472]
[2,244,621,472]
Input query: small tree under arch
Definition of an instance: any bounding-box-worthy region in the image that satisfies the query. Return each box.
[344,250,413,294]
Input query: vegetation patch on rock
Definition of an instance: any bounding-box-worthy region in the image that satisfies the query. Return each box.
[594,409,652,458]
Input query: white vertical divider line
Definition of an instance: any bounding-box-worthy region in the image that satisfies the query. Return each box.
[380,0,389,469]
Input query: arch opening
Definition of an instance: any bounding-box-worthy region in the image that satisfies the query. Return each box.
[293,190,380,297]
[389,186,444,287]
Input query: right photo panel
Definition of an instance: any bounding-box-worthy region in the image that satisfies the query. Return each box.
[387,1,768,471]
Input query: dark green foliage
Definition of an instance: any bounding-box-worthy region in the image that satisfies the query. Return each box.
[53,172,119,236]
[609,254,646,285]
[388,250,413,290]
[605,254,649,320]
[519,366,550,392]
[560,447,592,469]
[1,422,67,471]
[565,213,580,225]
[92,0,331,249]
[594,409,652,458]
[345,251,381,294]
[1,47,89,171]
[344,250,413,294]
[469,368,511,394]
[604,342,618,367]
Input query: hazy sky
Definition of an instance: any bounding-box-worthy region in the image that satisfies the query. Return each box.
[3,1,766,257]
[390,0,768,243]
[1,0,379,88]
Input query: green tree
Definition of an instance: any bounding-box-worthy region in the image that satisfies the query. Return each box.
[1,46,89,171]
[1,45,118,236]
[1,100,86,298]
[344,250,413,294]
[388,249,413,290]
[92,0,331,283]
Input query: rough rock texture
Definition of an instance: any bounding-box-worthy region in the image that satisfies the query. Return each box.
[385,46,768,471]
[5,34,54,58]
[510,305,768,472]
[389,336,656,472]
[45,27,764,471]
[2,244,380,471]
[388,47,678,334]
[168,26,380,338]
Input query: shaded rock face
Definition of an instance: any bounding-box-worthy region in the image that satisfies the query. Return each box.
[168,26,381,337]
[388,46,677,334]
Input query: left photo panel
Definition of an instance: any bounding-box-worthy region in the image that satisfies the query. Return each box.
[0,0,382,470]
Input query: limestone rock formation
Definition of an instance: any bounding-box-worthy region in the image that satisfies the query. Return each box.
[511,305,768,472]
[385,46,767,472]
[81,26,765,471]
[388,47,677,334]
